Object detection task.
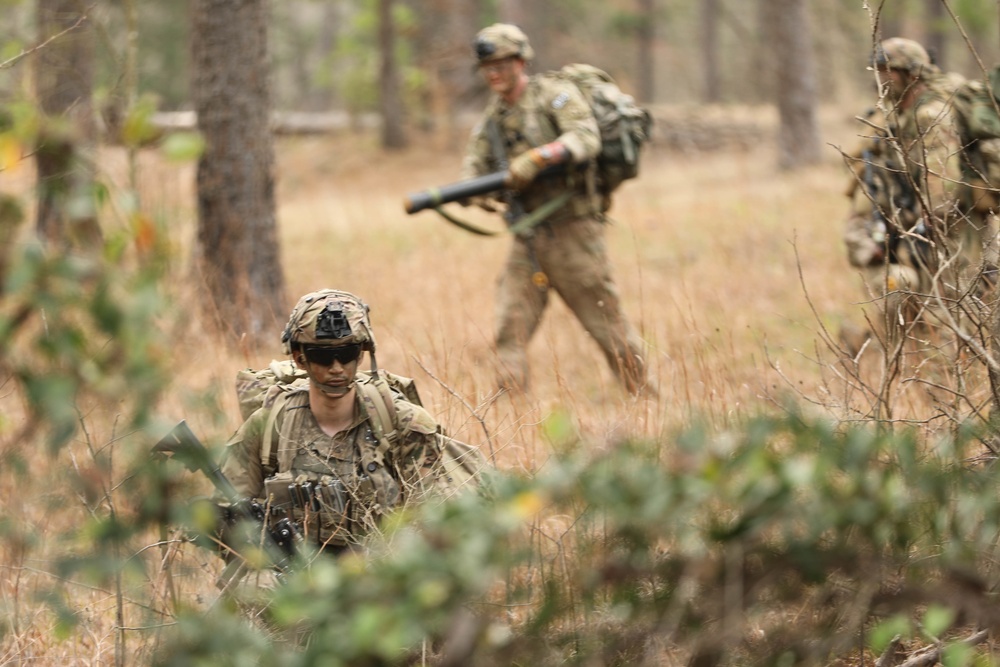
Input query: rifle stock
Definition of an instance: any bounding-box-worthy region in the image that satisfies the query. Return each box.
[404,171,507,215]
[153,420,240,503]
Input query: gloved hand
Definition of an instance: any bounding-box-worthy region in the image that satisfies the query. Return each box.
[459,194,499,212]
[505,147,548,190]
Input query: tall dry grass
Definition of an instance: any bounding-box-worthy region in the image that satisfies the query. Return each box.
[0,103,911,663]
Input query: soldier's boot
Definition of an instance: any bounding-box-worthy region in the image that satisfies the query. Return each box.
[495,347,530,394]
[612,351,658,398]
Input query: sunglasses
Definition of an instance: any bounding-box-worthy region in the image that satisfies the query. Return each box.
[301,344,363,366]
[479,57,516,74]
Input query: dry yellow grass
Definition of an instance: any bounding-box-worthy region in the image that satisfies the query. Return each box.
[251,106,862,445]
[0,103,899,663]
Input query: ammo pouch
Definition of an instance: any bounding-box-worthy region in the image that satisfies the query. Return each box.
[263,471,378,548]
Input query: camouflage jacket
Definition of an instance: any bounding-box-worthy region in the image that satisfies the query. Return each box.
[219,383,445,546]
[462,73,603,222]
[885,76,964,225]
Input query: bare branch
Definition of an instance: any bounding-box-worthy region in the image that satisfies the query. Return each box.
[0,10,90,71]
[897,629,989,667]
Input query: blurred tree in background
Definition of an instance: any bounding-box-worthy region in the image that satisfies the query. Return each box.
[190,0,286,346]
[13,1,1000,134]
[34,0,99,249]
[378,0,407,149]
[770,0,821,169]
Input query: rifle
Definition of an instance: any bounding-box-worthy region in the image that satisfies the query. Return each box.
[861,148,890,251]
[404,164,571,238]
[404,120,566,217]
[153,420,300,571]
[404,170,508,215]
[862,146,933,268]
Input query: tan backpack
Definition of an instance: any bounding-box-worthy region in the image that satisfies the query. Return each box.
[544,63,652,195]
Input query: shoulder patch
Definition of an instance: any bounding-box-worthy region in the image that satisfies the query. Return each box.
[552,92,570,110]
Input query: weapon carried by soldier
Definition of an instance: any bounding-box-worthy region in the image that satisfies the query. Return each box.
[403,169,509,215]
[153,420,301,575]
[858,143,928,268]
[404,165,579,238]
[861,147,890,255]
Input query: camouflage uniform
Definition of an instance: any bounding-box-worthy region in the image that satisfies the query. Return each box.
[220,379,445,549]
[841,107,924,349]
[843,38,995,351]
[462,24,650,394]
[218,290,455,553]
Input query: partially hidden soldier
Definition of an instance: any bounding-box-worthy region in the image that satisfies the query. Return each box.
[460,23,654,396]
[842,37,998,355]
[840,105,926,354]
[215,289,486,575]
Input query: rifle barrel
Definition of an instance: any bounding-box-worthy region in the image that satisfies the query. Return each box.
[404,171,508,215]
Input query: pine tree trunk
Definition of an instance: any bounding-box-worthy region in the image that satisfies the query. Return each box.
[35,0,99,248]
[379,0,408,149]
[772,0,821,169]
[191,0,286,345]
[637,0,656,104]
[701,0,720,103]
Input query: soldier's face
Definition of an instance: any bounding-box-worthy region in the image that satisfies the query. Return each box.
[296,344,362,397]
[877,66,908,103]
[480,57,524,98]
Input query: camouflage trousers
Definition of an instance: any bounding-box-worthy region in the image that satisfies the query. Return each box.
[494,215,650,394]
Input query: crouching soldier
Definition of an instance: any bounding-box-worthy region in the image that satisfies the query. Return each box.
[214,289,487,576]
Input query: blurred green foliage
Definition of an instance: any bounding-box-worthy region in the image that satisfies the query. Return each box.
[331,0,422,119]
[1,241,170,450]
[152,412,1000,666]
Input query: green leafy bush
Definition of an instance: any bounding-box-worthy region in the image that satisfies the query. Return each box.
[156,413,1000,666]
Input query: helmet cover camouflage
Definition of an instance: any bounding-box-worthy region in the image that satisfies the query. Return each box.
[474,23,534,64]
[873,38,934,74]
[281,289,375,354]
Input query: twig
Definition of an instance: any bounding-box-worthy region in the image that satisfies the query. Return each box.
[409,354,498,461]
[0,11,90,70]
[896,629,989,667]
[874,633,902,667]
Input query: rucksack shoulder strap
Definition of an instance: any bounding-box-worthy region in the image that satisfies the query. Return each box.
[356,372,400,457]
[259,385,308,467]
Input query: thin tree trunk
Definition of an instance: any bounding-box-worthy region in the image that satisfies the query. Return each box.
[191,0,286,345]
[752,0,777,103]
[924,0,946,69]
[636,0,655,104]
[35,0,99,248]
[772,0,821,169]
[701,0,720,103]
[497,0,525,28]
[379,0,407,149]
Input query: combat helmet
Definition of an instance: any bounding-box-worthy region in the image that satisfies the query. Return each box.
[873,37,936,75]
[473,23,534,64]
[281,289,377,369]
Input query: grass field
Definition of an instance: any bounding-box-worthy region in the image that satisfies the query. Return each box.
[258,104,858,437]
[1,102,921,663]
